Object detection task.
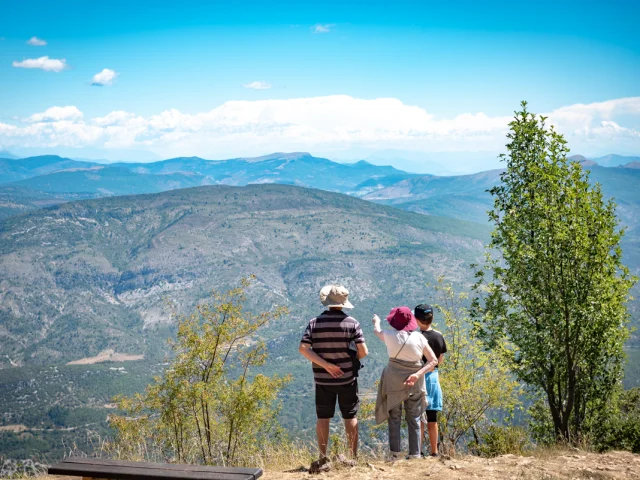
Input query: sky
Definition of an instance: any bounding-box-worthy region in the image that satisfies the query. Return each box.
[0,0,639,173]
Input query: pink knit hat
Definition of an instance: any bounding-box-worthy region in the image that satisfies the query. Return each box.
[386,306,417,332]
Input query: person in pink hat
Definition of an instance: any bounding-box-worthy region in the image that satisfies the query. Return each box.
[373,307,438,460]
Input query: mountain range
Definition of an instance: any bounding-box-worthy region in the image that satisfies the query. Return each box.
[0,151,638,460]
[1,152,639,222]
[0,184,489,366]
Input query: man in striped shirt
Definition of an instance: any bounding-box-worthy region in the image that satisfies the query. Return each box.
[299,285,368,460]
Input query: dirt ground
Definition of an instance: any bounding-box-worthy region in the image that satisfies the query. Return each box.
[33,451,640,480]
[267,451,640,479]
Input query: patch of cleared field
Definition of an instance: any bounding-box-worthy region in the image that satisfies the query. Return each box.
[0,424,28,432]
[66,349,144,365]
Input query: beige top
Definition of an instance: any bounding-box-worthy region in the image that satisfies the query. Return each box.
[374,327,436,363]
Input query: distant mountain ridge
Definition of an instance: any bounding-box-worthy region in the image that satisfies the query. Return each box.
[591,154,640,167]
[1,151,639,226]
[0,153,416,220]
[0,152,409,190]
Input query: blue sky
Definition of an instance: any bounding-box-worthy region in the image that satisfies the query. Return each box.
[0,0,639,172]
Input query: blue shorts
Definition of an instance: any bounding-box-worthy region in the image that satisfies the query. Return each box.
[424,370,443,411]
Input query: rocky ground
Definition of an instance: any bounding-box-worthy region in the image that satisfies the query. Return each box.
[269,451,640,479]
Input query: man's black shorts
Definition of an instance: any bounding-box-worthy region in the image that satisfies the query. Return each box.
[315,380,359,419]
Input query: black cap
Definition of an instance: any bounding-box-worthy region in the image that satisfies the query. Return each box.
[414,304,433,322]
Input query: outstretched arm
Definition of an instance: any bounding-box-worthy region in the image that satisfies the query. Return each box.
[372,314,385,341]
[299,343,344,378]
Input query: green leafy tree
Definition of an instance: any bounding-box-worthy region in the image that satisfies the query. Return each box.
[472,102,636,443]
[107,277,291,466]
[432,279,521,454]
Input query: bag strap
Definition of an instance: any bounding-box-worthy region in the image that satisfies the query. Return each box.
[393,332,414,359]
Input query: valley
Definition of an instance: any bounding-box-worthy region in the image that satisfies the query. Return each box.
[1,152,639,461]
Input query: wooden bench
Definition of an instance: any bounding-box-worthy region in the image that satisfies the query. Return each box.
[48,457,262,480]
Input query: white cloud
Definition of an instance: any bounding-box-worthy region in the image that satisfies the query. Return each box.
[1,96,639,171]
[27,36,47,46]
[26,106,83,123]
[93,111,136,126]
[91,68,118,86]
[12,56,66,72]
[313,24,335,33]
[243,81,271,90]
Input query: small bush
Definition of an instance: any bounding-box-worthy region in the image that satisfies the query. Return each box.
[593,388,640,453]
[477,425,530,457]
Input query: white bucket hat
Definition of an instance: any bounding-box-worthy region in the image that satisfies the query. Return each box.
[320,285,354,309]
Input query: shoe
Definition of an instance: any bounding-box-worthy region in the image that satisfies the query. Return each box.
[430,452,439,458]
[406,454,421,460]
[308,456,331,474]
[388,452,403,461]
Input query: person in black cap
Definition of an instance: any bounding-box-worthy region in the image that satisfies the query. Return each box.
[414,304,447,457]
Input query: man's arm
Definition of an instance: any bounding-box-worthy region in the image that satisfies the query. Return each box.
[356,342,368,359]
[438,353,444,365]
[299,343,344,378]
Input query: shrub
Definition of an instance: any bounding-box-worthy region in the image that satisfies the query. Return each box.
[105,277,291,466]
[477,424,530,457]
[432,278,521,455]
[593,388,640,453]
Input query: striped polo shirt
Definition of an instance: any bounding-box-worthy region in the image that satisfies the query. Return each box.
[300,309,365,385]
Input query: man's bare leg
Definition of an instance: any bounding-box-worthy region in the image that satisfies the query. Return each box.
[344,418,359,458]
[316,418,331,458]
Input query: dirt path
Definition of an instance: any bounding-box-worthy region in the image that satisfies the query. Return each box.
[267,451,640,479]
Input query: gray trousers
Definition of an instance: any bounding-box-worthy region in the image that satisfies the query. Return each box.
[388,392,423,456]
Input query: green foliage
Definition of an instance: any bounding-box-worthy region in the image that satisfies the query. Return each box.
[472,101,637,443]
[527,397,556,446]
[476,424,530,457]
[106,277,291,466]
[592,388,640,453]
[431,278,521,454]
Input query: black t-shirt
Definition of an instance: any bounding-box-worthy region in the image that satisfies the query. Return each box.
[420,329,447,365]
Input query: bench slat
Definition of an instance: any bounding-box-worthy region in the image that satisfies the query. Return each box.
[48,458,262,480]
[54,458,261,476]
[48,464,257,480]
